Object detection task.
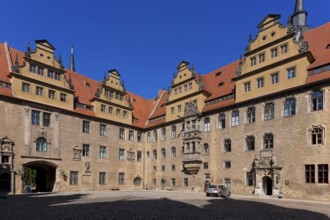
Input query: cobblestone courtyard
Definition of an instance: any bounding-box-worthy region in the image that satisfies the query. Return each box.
[1,191,329,220]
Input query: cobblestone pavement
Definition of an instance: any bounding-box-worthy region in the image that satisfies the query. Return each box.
[1,190,329,220]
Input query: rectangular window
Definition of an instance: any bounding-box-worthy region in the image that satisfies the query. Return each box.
[171,107,174,115]
[218,114,226,129]
[203,162,209,169]
[232,110,239,127]
[119,172,125,185]
[318,164,328,184]
[225,161,231,168]
[100,104,106,112]
[287,67,296,79]
[123,111,128,118]
[29,64,36,73]
[119,128,125,140]
[37,67,44,75]
[108,107,113,114]
[43,112,51,127]
[31,110,40,125]
[224,139,231,152]
[250,57,256,66]
[171,164,176,171]
[100,124,107,136]
[22,82,30,92]
[54,72,61,80]
[1,156,9,164]
[257,77,264,88]
[137,151,142,162]
[188,83,192,89]
[177,105,181,113]
[183,178,188,188]
[153,166,157,172]
[244,82,250,92]
[48,90,55,99]
[60,93,67,102]
[116,109,121,116]
[204,117,211,132]
[246,136,255,151]
[48,70,54,78]
[271,73,279,84]
[82,144,90,157]
[246,172,254,186]
[305,164,315,184]
[82,121,90,133]
[129,130,134,141]
[258,53,265,63]
[161,165,165,171]
[119,149,125,160]
[264,103,274,120]
[99,172,106,185]
[247,107,255,123]
[99,146,107,158]
[280,44,288,54]
[271,48,278,58]
[36,86,43,96]
[311,91,323,111]
[70,171,78,185]
[284,98,296,116]
[171,178,176,187]
[137,131,142,142]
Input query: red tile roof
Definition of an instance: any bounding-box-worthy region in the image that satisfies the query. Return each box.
[305,22,330,70]
[127,92,154,128]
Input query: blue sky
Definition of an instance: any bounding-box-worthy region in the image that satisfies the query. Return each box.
[1,0,330,99]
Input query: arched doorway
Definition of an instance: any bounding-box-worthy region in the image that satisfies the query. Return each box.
[161,179,166,190]
[134,176,142,186]
[0,173,11,193]
[204,180,210,192]
[24,161,57,192]
[262,176,272,196]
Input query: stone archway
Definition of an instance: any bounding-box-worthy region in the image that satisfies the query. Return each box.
[23,161,57,192]
[262,176,272,196]
[204,180,210,192]
[161,179,166,190]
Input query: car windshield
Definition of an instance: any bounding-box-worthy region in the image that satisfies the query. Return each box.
[208,185,218,188]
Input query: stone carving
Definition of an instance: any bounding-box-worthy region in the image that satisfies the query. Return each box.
[85,162,90,172]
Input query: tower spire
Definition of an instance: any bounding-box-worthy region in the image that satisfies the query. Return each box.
[70,45,75,72]
[291,0,310,32]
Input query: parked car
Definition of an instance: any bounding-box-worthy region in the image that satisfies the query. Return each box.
[206,184,231,197]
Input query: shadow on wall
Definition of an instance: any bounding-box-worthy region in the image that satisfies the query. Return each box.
[0,193,329,220]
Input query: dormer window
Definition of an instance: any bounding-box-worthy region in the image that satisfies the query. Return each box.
[250,57,256,66]
[218,82,224,87]
[215,72,222,77]
[84,81,91,87]
[37,67,44,75]
[29,64,36,73]
[271,48,278,58]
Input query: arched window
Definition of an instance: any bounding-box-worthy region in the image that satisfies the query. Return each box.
[204,143,209,155]
[264,133,274,149]
[309,126,324,145]
[161,148,166,159]
[171,126,176,139]
[153,149,157,160]
[171,146,176,158]
[36,137,47,152]
[134,177,142,186]
[224,139,231,152]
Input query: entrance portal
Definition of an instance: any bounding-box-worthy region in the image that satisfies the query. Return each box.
[24,161,57,192]
[0,173,11,192]
[262,176,272,196]
[204,181,210,192]
[161,179,166,190]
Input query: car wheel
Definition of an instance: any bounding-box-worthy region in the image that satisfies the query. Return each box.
[206,193,210,197]
[227,192,231,197]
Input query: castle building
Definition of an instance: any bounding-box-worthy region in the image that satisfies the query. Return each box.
[0,0,329,200]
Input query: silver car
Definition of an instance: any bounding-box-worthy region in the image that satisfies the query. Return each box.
[206,184,231,197]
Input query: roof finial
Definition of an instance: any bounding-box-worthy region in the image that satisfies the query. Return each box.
[70,45,75,72]
[248,34,253,43]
